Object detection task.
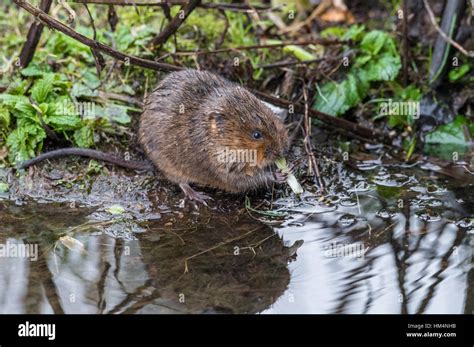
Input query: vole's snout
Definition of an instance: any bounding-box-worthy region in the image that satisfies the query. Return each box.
[265,147,283,162]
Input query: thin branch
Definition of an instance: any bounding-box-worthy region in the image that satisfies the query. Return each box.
[252,89,393,145]
[148,0,201,47]
[423,0,474,58]
[402,0,409,86]
[257,57,326,69]
[13,0,181,72]
[302,83,324,190]
[214,9,229,50]
[162,39,346,57]
[69,0,279,12]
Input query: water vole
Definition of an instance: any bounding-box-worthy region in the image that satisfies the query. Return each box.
[139,69,289,203]
[19,69,289,204]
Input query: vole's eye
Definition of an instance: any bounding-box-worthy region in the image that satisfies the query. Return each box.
[252,130,263,140]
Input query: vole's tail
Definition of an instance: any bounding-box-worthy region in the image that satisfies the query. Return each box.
[18,148,154,171]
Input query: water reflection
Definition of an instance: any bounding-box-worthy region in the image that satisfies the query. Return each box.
[0,202,291,313]
[0,168,473,314]
[265,172,473,314]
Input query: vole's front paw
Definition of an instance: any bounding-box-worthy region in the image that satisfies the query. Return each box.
[272,169,288,184]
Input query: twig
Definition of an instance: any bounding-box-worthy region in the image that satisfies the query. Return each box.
[162,39,346,57]
[302,84,324,190]
[402,0,409,86]
[148,0,200,47]
[18,0,53,68]
[84,3,106,75]
[13,0,181,72]
[96,91,144,108]
[252,89,393,145]
[69,0,279,12]
[423,0,474,58]
[214,9,229,50]
[257,57,325,69]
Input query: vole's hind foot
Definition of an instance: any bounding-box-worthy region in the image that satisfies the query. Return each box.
[179,183,213,206]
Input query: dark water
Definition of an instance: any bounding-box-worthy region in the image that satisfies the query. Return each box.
[0,165,473,314]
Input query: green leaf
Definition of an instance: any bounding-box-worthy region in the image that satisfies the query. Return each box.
[6,123,46,163]
[73,126,95,148]
[360,30,387,55]
[104,105,131,125]
[448,64,470,82]
[313,73,365,116]
[31,74,54,103]
[48,114,82,131]
[71,83,97,98]
[106,205,126,215]
[312,27,401,117]
[283,45,316,61]
[14,101,37,118]
[0,94,29,108]
[395,85,422,101]
[342,25,366,41]
[425,115,474,147]
[364,53,401,81]
[320,26,346,39]
[20,64,48,77]
[0,107,11,129]
[0,182,8,193]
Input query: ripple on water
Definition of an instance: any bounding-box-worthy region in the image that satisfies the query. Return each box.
[338,213,357,227]
[340,195,358,207]
[416,211,442,222]
[376,208,396,220]
[455,217,474,230]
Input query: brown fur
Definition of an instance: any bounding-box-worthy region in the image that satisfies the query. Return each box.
[139,69,289,193]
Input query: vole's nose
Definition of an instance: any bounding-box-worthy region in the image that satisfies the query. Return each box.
[265,147,282,160]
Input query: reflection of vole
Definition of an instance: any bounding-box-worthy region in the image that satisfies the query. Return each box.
[20,70,289,203]
[139,70,289,203]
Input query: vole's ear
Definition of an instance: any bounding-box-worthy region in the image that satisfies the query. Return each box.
[209,112,225,131]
